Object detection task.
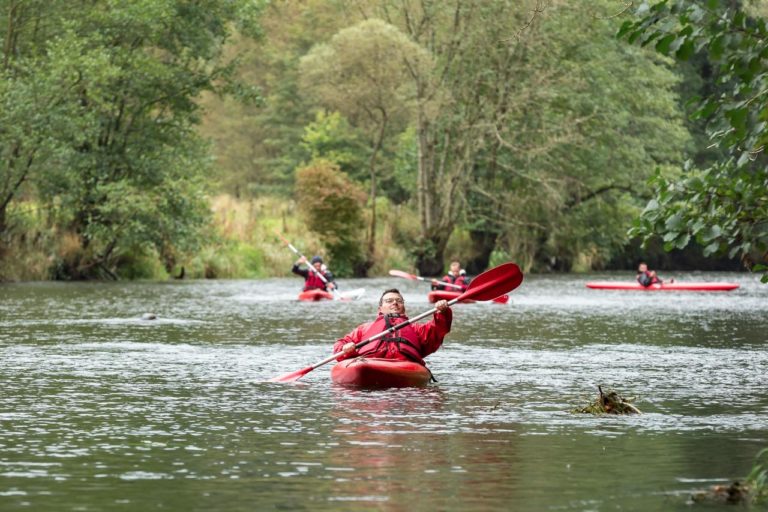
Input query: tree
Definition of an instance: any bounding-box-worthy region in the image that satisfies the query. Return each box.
[366,0,689,274]
[299,18,432,275]
[0,0,264,279]
[619,0,768,280]
[469,0,691,272]
[0,1,86,257]
[294,159,367,275]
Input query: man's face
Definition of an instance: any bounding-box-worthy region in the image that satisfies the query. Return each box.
[450,262,460,274]
[313,262,323,272]
[379,292,406,315]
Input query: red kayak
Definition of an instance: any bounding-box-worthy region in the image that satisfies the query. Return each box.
[427,290,509,304]
[586,281,739,291]
[331,357,431,388]
[298,289,334,301]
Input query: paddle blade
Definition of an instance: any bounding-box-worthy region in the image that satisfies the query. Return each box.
[460,262,523,302]
[269,366,313,383]
[388,269,418,280]
[337,288,365,301]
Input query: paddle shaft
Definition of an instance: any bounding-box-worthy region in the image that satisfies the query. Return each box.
[422,276,463,290]
[390,269,464,290]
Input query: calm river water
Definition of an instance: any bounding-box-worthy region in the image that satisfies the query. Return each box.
[1,271,766,511]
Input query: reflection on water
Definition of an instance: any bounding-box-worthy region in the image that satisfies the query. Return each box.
[1,272,766,511]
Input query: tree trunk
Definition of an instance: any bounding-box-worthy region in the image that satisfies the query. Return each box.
[415,228,450,276]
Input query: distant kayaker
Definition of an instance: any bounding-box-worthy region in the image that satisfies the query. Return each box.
[334,289,451,365]
[432,260,471,291]
[636,262,668,287]
[292,255,336,292]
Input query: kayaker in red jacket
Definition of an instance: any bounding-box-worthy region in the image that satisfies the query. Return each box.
[432,260,470,291]
[334,289,451,365]
[636,262,665,287]
[292,255,336,292]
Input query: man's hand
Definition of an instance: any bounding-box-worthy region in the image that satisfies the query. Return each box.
[342,342,355,354]
[435,299,449,313]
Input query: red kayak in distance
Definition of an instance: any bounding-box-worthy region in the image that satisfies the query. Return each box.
[331,357,432,388]
[298,289,334,301]
[586,281,739,291]
[427,290,510,304]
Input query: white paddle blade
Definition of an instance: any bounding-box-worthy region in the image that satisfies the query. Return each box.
[337,288,365,301]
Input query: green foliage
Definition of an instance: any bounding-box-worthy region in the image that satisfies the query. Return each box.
[0,0,265,279]
[300,111,368,179]
[182,240,267,280]
[294,159,367,275]
[115,247,170,280]
[619,0,768,280]
[459,0,690,272]
[298,18,428,131]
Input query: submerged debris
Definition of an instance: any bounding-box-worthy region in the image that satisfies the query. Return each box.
[688,448,768,506]
[689,481,752,505]
[573,385,641,415]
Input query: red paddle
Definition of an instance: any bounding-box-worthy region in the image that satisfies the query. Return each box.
[389,269,509,304]
[270,262,524,383]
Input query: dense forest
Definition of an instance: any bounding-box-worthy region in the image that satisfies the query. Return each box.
[1,0,765,281]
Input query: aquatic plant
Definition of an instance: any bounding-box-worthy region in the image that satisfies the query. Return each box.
[745,448,768,504]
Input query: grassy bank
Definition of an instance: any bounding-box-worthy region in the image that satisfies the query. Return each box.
[1,194,443,281]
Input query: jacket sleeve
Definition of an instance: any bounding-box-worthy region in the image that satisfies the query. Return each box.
[333,323,365,361]
[412,308,452,357]
[292,264,308,278]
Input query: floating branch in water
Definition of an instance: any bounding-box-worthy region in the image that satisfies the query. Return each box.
[572,385,641,415]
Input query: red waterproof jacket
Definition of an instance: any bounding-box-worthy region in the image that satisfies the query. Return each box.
[333,310,452,365]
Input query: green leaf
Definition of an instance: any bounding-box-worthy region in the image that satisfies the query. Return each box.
[725,107,748,138]
[617,21,636,39]
[675,233,691,249]
[703,241,720,256]
[655,34,677,54]
[675,39,695,60]
[701,225,722,242]
[665,213,684,230]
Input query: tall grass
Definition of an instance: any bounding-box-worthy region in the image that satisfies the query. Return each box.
[1,193,420,281]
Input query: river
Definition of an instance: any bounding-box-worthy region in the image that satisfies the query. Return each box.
[1,271,766,511]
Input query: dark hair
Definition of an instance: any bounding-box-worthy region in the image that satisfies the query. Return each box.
[310,255,323,264]
[379,288,403,306]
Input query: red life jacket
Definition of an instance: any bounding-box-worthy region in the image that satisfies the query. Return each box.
[355,314,426,365]
[443,273,469,290]
[637,270,660,287]
[304,271,328,291]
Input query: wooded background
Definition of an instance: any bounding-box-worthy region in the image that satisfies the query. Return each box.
[1,0,765,281]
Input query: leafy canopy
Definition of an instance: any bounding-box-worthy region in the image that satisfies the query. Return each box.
[619,0,768,281]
